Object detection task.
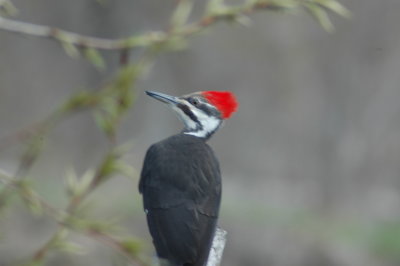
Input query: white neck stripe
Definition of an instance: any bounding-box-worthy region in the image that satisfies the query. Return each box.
[183,110,221,138]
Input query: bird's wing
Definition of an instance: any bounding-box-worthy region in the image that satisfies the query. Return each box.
[147,204,218,265]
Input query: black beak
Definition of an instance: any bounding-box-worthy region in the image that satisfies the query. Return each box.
[145,91,179,105]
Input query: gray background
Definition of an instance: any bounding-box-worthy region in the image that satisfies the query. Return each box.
[1,0,400,265]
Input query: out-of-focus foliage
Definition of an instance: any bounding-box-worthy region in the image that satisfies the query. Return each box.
[12,0,400,266]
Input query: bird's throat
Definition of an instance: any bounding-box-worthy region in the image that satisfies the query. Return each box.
[183,117,222,139]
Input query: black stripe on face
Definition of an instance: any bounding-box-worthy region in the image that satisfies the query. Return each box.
[197,103,213,116]
[177,103,200,124]
[198,103,221,119]
[186,96,221,119]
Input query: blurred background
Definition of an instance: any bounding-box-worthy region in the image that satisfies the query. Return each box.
[1,0,400,265]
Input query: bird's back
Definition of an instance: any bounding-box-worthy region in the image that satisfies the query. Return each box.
[139,134,221,266]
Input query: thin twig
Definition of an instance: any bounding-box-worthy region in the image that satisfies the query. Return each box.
[86,230,148,266]
[0,169,63,218]
[0,16,161,50]
[0,1,299,50]
[0,168,145,265]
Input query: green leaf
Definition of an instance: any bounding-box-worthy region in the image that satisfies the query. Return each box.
[305,3,334,32]
[257,0,300,11]
[61,42,80,58]
[65,168,95,198]
[93,144,134,184]
[120,237,143,256]
[78,170,96,195]
[112,161,136,178]
[207,0,226,14]
[114,65,137,92]
[315,0,351,18]
[65,168,79,197]
[0,0,18,17]
[62,91,96,111]
[170,0,194,29]
[84,48,106,70]
[93,111,115,138]
[97,152,119,178]
[18,181,43,216]
[55,241,86,255]
[99,96,119,120]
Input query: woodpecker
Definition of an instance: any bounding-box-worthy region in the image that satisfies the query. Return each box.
[139,90,238,266]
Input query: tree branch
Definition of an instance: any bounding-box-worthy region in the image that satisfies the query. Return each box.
[0,16,166,50]
[0,0,350,50]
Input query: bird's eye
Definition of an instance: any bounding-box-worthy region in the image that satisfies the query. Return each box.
[189,97,200,106]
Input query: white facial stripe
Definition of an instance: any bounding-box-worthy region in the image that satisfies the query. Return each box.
[202,102,215,110]
[184,119,220,137]
[170,100,222,138]
[184,108,221,138]
[171,105,197,130]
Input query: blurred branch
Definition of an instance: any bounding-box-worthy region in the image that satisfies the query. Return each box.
[0,62,145,264]
[0,164,145,265]
[86,230,148,266]
[0,0,349,52]
[0,16,145,50]
[0,110,64,212]
[0,0,350,265]
[26,146,144,265]
[0,66,143,261]
[0,59,148,151]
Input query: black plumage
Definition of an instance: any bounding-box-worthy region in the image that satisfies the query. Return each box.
[139,134,221,266]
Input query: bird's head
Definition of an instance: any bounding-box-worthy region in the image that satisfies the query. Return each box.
[146,90,238,139]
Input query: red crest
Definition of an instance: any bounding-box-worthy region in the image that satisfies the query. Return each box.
[201,91,238,119]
